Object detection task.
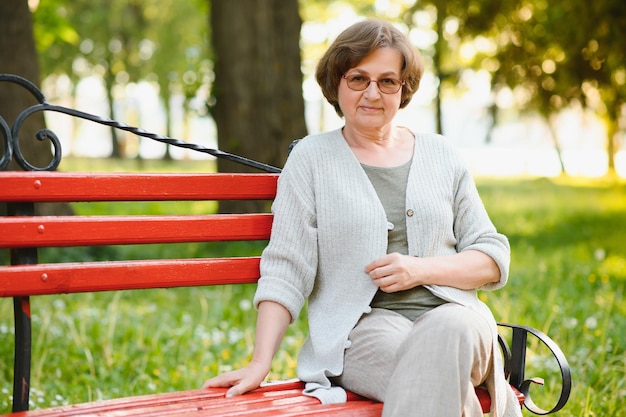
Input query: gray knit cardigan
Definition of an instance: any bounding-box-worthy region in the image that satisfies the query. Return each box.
[253,128,521,416]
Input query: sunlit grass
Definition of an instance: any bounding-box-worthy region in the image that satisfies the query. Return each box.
[478,175,626,416]
[57,155,218,173]
[1,161,625,416]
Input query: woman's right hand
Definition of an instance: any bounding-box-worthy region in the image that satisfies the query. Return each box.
[202,359,270,398]
[202,301,292,398]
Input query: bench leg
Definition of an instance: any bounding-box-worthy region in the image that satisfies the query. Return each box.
[8,202,37,412]
[12,296,32,412]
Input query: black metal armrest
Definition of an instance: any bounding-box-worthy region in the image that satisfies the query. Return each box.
[497,322,572,415]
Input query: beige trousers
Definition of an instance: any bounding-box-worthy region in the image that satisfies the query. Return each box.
[335,303,493,417]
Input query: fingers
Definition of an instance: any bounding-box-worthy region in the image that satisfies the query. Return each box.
[226,385,242,398]
[226,380,256,398]
[202,375,246,398]
[366,253,419,292]
[365,253,405,273]
[202,365,268,398]
[202,372,239,389]
[203,374,248,398]
[365,253,400,280]
[364,254,391,273]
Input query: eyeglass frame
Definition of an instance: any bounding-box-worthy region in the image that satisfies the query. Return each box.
[342,74,405,94]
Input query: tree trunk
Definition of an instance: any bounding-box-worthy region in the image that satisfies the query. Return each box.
[433,8,445,135]
[104,45,122,158]
[0,0,50,171]
[605,104,618,177]
[547,117,567,176]
[210,0,307,212]
[162,89,174,160]
[0,0,72,221]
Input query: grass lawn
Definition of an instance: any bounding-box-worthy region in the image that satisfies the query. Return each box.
[1,157,625,416]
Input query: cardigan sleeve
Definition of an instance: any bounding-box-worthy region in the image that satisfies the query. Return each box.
[452,161,510,291]
[253,143,319,323]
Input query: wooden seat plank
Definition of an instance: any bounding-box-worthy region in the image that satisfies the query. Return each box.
[0,389,228,417]
[0,382,383,417]
[0,379,515,416]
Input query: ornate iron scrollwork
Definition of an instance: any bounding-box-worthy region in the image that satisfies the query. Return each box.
[498,322,572,415]
[0,73,281,173]
[0,111,11,170]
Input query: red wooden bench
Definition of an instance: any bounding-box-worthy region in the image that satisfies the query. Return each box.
[0,73,571,416]
[0,171,571,416]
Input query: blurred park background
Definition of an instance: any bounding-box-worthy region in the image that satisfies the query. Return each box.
[1,0,625,416]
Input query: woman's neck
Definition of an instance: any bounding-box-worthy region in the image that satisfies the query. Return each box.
[342,126,415,167]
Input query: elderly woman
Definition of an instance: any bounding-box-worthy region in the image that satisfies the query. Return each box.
[204,18,522,417]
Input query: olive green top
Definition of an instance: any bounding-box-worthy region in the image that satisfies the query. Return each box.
[362,160,447,321]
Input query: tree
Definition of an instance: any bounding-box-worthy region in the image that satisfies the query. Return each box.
[397,1,521,136]
[0,0,51,172]
[33,0,210,160]
[147,0,211,160]
[42,0,151,158]
[209,0,307,170]
[209,0,307,212]
[479,0,626,176]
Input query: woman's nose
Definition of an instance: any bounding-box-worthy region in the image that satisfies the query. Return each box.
[363,80,382,97]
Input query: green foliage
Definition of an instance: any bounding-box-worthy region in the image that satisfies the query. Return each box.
[33,0,209,83]
[31,0,211,157]
[32,1,79,50]
[31,0,80,76]
[1,173,625,415]
[449,0,625,171]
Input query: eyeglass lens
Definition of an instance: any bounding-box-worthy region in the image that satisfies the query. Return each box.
[344,75,403,94]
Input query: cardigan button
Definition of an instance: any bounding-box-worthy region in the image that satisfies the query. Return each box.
[406,209,414,217]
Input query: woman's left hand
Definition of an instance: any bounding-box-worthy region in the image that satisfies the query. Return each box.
[365,253,422,293]
[365,250,501,291]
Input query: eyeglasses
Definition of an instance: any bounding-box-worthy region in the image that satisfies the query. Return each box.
[342,74,405,94]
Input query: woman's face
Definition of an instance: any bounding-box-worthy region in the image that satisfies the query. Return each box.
[337,47,404,130]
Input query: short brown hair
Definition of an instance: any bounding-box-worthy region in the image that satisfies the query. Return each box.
[315,19,424,117]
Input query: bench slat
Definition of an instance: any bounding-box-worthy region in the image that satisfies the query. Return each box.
[0,379,512,416]
[128,390,321,417]
[0,258,261,296]
[0,214,273,248]
[0,172,279,202]
[0,381,383,417]
[0,386,231,417]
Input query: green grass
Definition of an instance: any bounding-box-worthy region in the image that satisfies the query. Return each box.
[1,158,625,416]
[478,176,626,416]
